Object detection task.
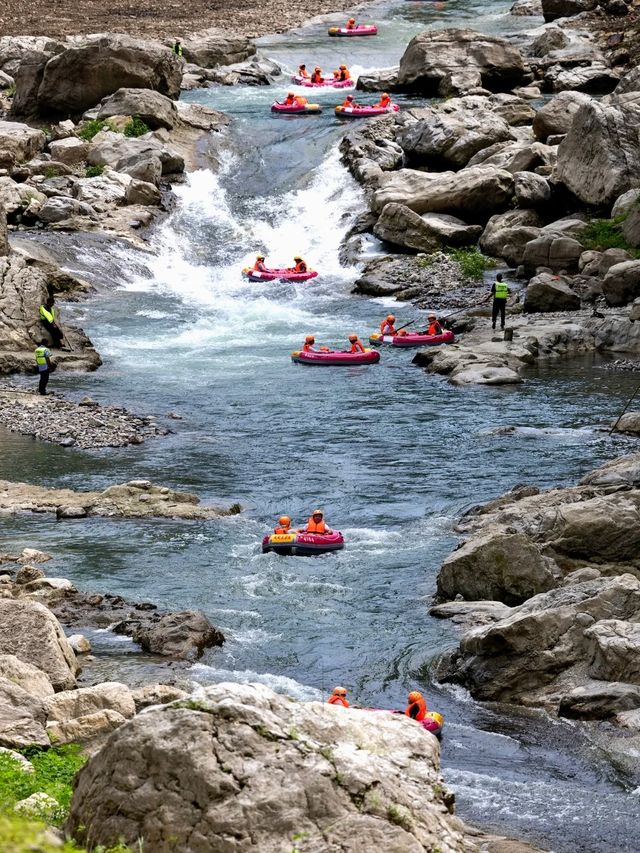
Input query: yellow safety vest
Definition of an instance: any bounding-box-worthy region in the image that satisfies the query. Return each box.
[494,282,509,300]
[35,346,49,366]
[39,305,55,323]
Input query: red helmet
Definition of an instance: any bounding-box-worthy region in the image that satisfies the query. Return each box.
[387,314,396,322]
[408,691,423,703]
[278,515,291,525]
[305,335,315,343]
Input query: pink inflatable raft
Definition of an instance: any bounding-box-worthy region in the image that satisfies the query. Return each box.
[335,103,400,118]
[271,101,322,115]
[328,25,378,36]
[291,348,380,366]
[291,75,354,89]
[262,530,345,556]
[242,268,319,283]
[369,330,455,348]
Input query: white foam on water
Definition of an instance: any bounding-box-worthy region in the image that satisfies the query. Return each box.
[189,663,322,701]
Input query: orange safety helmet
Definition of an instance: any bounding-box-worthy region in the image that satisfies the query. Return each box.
[305,335,315,343]
[332,686,347,696]
[278,515,291,525]
[408,690,423,703]
[348,334,358,342]
[387,314,396,322]
[340,64,347,70]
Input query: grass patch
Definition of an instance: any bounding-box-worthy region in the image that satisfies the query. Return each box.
[445,246,495,280]
[124,117,151,138]
[580,216,640,255]
[0,746,86,823]
[387,802,414,832]
[85,164,105,178]
[77,119,109,141]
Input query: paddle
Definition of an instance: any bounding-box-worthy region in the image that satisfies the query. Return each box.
[393,320,416,334]
[609,380,640,435]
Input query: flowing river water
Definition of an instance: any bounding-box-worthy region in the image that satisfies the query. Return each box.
[3,1,640,850]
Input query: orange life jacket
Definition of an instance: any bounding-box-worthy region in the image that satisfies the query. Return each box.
[379,95,391,108]
[346,20,356,28]
[285,95,295,105]
[350,340,365,353]
[380,320,396,335]
[328,695,349,707]
[294,96,308,107]
[405,697,428,722]
[343,98,354,108]
[427,322,442,336]
[306,517,328,534]
[254,261,266,271]
[294,260,307,273]
[302,343,315,352]
[311,71,323,83]
[340,69,351,81]
[274,525,291,534]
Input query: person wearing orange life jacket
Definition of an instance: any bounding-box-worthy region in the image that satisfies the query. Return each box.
[425,313,443,336]
[333,69,340,80]
[342,94,358,109]
[348,334,365,353]
[346,17,357,29]
[377,92,392,109]
[328,686,349,707]
[380,314,397,335]
[311,66,324,84]
[404,690,428,722]
[300,509,333,534]
[291,256,307,273]
[338,64,351,81]
[274,515,292,534]
[302,335,316,353]
[298,64,310,79]
[253,254,267,272]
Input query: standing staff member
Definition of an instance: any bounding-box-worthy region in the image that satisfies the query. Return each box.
[34,341,52,396]
[488,273,510,331]
[39,295,65,348]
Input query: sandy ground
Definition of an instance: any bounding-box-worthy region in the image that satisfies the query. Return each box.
[0,0,361,39]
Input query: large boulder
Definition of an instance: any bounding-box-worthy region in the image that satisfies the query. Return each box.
[38,196,99,224]
[0,677,49,748]
[398,29,529,95]
[532,90,593,141]
[46,682,136,746]
[523,273,581,312]
[113,610,224,659]
[541,0,597,21]
[97,88,178,130]
[48,137,89,166]
[373,165,514,218]
[602,260,640,306]
[530,27,571,57]
[0,120,46,168]
[545,64,619,95]
[555,100,640,205]
[373,203,481,252]
[66,683,471,853]
[397,100,515,168]
[586,620,640,683]
[0,599,77,691]
[9,49,56,118]
[87,130,184,175]
[513,171,551,207]
[0,654,54,700]
[616,67,640,96]
[437,530,557,605]
[622,205,640,248]
[181,30,255,68]
[522,233,583,272]
[479,209,543,263]
[35,35,182,117]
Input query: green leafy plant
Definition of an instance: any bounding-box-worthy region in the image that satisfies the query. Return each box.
[0,746,86,820]
[124,117,151,138]
[387,803,414,832]
[85,164,105,178]
[77,119,109,141]
[445,246,495,280]
[581,216,639,255]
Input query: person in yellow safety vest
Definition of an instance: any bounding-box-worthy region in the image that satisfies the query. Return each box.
[488,273,510,330]
[34,340,52,396]
[173,40,183,57]
[39,296,65,348]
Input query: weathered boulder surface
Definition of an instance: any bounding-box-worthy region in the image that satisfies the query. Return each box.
[586,620,640,684]
[374,203,481,252]
[0,120,46,168]
[555,100,640,205]
[45,682,136,746]
[113,610,224,659]
[398,29,529,95]
[532,90,593,141]
[0,677,49,748]
[0,654,54,699]
[67,682,474,853]
[97,88,178,129]
[522,234,583,272]
[479,209,543,263]
[523,273,581,312]
[541,0,596,20]
[181,30,256,68]
[373,166,514,218]
[602,260,640,306]
[87,130,184,175]
[34,35,182,116]
[0,599,77,690]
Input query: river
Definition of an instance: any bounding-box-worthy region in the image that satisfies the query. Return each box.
[3,1,640,850]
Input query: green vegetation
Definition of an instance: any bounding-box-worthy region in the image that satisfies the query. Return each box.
[386,803,414,832]
[0,812,83,852]
[85,164,105,178]
[0,746,85,824]
[124,117,151,138]
[445,246,495,280]
[581,216,639,255]
[78,119,109,141]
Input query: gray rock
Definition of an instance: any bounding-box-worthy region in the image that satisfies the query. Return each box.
[38,196,98,224]
[611,188,640,218]
[131,684,189,712]
[398,28,529,94]
[602,260,640,306]
[97,88,178,130]
[532,90,592,141]
[559,681,640,718]
[355,67,400,93]
[125,179,161,207]
[48,137,89,166]
[88,130,184,175]
[488,93,536,126]
[374,203,481,252]
[622,206,640,248]
[599,247,633,276]
[0,120,46,169]
[511,0,543,14]
[113,153,162,185]
[513,171,551,207]
[586,620,640,683]
[615,66,640,95]
[522,234,583,272]
[612,411,640,435]
[542,0,596,21]
[480,209,543,263]
[546,64,619,95]
[530,27,570,57]
[0,654,54,699]
[113,610,224,659]
[524,273,581,312]
[181,31,255,68]
[0,676,49,748]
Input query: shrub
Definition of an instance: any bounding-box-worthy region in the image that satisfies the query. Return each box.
[124,117,151,138]
[445,246,495,280]
[85,164,105,178]
[581,217,630,251]
[77,119,108,141]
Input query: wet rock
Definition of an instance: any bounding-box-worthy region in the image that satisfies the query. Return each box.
[602,261,640,306]
[111,152,162,185]
[88,130,184,176]
[541,0,596,20]
[66,634,91,654]
[97,88,178,130]
[0,599,77,690]
[0,677,49,748]
[373,165,514,218]
[35,35,182,116]
[113,610,224,660]
[555,100,640,206]
[66,682,469,853]
[612,412,640,435]
[355,67,400,93]
[523,273,581,312]
[511,0,543,14]
[430,600,513,628]
[559,681,640,718]
[532,90,592,141]
[615,66,640,95]
[0,121,46,169]
[16,564,44,584]
[125,179,161,207]
[398,28,529,95]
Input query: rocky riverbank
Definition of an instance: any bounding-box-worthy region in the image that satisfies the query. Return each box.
[0,477,239,519]
[431,451,640,781]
